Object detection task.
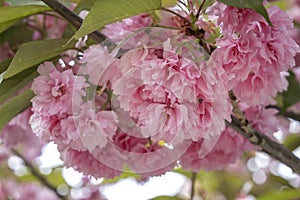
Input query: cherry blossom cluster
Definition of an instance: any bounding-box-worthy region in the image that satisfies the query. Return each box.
[2,1,299,179]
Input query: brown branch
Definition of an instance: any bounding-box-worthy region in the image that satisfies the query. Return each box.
[40,0,107,43]
[228,91,300,174]
[11,149,68,200]
[190,172,197,200]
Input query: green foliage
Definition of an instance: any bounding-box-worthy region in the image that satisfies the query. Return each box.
[0,5,51,34]
[72,0,162,40]
[218,0,272,25]
[257,189,300,200]
[280,71,300,112]
[162,0,177,7]
[0,67,37,105]
[4,39,76,79]
[0,89,33,131]
[74,0,98,13]
[0,22,34,46]
[283,134,300,151]
[5,0,44,6]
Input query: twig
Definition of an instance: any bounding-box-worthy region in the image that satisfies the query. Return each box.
[11,149,68,200]
[40,0,107,43]
[190,172,197,200]
[228,91,300,174]
[266,105,300,122]
[195,0,206,20]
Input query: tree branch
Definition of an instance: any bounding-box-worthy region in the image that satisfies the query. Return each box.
[11,149,68,200]
[228,91,300,174]
[40,0,107,43]
[190,172,197,200]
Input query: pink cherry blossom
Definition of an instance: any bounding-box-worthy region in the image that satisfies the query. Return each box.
[0,108,44,161]
[111,131,183,177]
[61,148,122,179]
[31,62,87,116]
[180,127,252,171]
[102,14,152,49]
[72,102,118,152]
[112,40,231,146]
[80,44,120,86]
[209,4,299,105]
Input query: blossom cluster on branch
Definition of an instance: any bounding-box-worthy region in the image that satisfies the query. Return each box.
[1,0,300,185]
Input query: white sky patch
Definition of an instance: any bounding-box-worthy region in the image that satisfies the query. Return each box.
[101,172,187,200]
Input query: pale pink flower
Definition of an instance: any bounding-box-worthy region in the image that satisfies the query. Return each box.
[210,4,299,105]
[102,14,152,48]
[61,148,122,179]
[242,104,281,139]
[72,102,118,152]
[0,108,44,161]
[112,40,230,145]
[111,131,182,177]
[233,71,289,105]
[80,44,120,86]
[180,128,252,171]
[31,62,87,116]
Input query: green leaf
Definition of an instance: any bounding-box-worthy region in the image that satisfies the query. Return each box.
[0,89,33,131]
[0,5,51,33]
[0,22,34,46]
[74,0,99,13]
[281,71,300,111]
[4,39,76,79]
[218,0,272,25]
[283,134,300,151]
[0,67,38,105]
[0,58,12,74]
[5,0,44,6]
[72,0,162,40]
[257,189,300,200]
[162,0,177,7]
[152,196,183,200]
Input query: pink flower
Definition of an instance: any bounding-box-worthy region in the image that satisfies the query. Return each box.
[180,128,252,171]
[0,108,44,161]
[210,4,299,105]
[243,105,280,139]
[61,148,122,179]
[102,14,152,48]
[31,62,87,116]
[111,131,182,177]
[72,102,118,152]
[112,40,231,145]
[80,44,120,86]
